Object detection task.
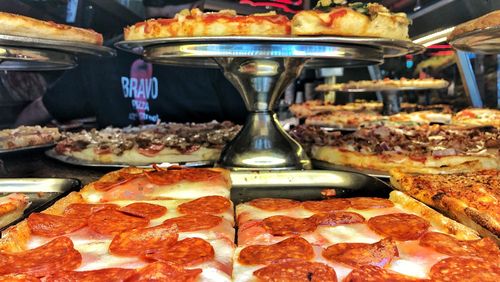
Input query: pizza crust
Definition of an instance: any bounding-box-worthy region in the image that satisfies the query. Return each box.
[448,10,500,41]
[0,12,102,45]
[0,126,61,150]
[388,191,479,240]
[0,192,84,252]
[312,146,499,174]
[63,147,221,165]
[390,170,500,245]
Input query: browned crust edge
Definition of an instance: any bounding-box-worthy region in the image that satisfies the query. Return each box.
[390,170,499,245]
[0,12,103,45]
[448,10,500,41]
[388,190,480,240]
[0,192,84,252]
[312,146,499,174]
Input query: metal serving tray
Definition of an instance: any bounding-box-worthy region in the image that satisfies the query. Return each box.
[449,26,500,55]
[116,36,423,58]
[230,170,391,204]
[312,160,389,179]
[45,148,213,168]
[0,178,81,232]
[0,143,55,155]
[0,46,76,71]
[0,34,116,57]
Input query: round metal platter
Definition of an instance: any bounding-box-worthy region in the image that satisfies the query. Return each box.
[144,42,383,68]
[0,34,116,57]
[0,143,55,155]
[115,35,423,57]
[312,159,389,179]
[45,148,213,168]
[0,46,76,71]
[325,85,449,92]
[450,26,500,55]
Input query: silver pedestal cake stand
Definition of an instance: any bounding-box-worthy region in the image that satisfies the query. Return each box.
[0,34,116,71]
[116,36,423,170]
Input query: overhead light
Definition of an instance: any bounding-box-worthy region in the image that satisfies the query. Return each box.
[413,27,455,47]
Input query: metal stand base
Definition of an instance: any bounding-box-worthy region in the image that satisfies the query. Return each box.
[218,112,311,170]
[215,57,311,170]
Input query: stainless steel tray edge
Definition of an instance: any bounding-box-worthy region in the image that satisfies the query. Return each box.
[230,170,391,203]
[0,178,81,233]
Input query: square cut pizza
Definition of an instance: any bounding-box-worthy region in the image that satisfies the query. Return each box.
[233,191,499,281]
[0,167,235,281]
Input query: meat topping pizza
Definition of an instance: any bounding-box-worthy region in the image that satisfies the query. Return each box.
[0,126,60,150]
[55,121,241,164]
[290,124,499,173]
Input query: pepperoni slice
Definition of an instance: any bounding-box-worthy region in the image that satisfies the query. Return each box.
[88,209,149,235]
[27,213,87,237]
[93,172,142,191]
[302,199,351,213]
[248,198,301,211]
[310,211,365,226]
[0,237,81,277]
[144,238,215,266]
[109,225,178,257]
[0,274,40,282]
[322,237,398,268]
[262,215,317,236]
[177,196,230,215]
[367,213,430,241]
[162,214,222,232]
[63,203,118,218]
[45,268,136,282]
[430,257,500,282]
[349,197,394,210]
[253,259,338,282]
[239,237,314,265]
[119,202,167,219]
[419,232,500,258]
[144,168,221,185]
[126,262,202,282]
[344,265,428,282]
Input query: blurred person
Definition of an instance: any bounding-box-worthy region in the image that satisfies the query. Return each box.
[16,0,247,127]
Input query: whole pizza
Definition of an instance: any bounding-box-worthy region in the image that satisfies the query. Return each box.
[124,9,291,39]
[1,166,498,281]
[448,10,500,41]
[292,1,410,40]
[124,3,411,40]
[315,78,450,92]
[0,126,61,150]
[290,124,499,174]
[0,12,102,45]
[54,121,241,165]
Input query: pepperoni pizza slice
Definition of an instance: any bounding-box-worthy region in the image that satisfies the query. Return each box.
[0,167,236,281]
[80,166,232,202]
[233,191,494,281]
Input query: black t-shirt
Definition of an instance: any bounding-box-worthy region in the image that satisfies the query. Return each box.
[43,50,247,127]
